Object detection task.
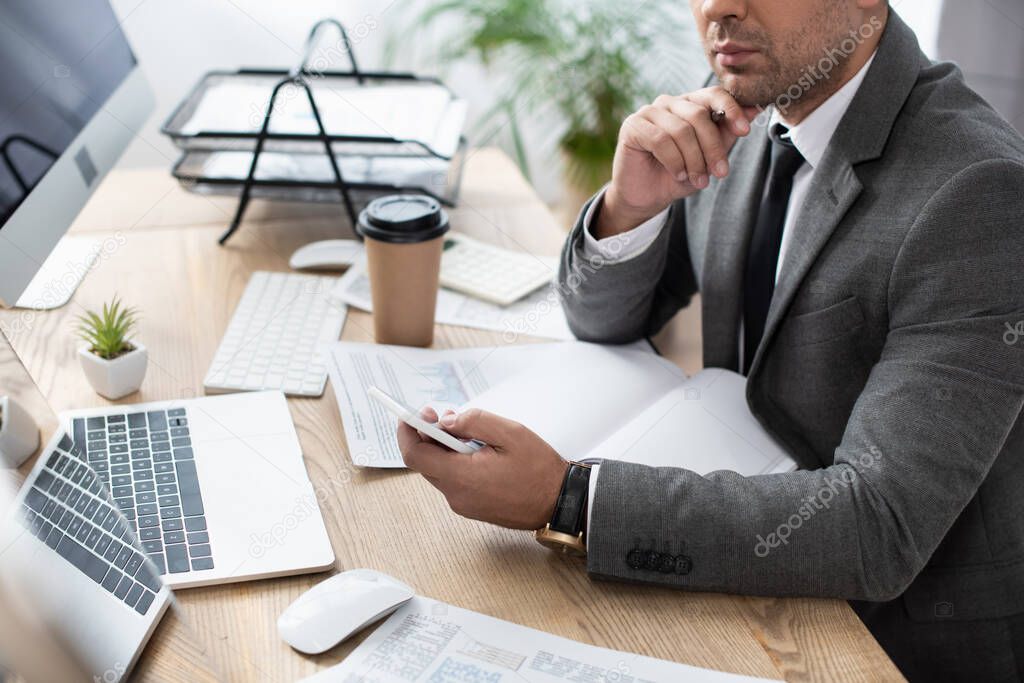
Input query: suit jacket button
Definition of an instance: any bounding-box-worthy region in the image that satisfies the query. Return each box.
[658,554,676,573]
[674,555,692,575]
[626,548,644,569]
[644,550,661,570]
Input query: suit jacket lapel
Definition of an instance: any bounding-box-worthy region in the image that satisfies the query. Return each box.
[745,11,928,379]
[701,129,770,371]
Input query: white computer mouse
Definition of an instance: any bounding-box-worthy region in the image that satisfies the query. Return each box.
[289,239,364,271]
[277,569,415,655]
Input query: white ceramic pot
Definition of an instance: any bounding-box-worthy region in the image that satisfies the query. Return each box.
[78,341,148,400]
[0,395,40,468]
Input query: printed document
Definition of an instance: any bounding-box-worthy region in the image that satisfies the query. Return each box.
[303,596,781,682]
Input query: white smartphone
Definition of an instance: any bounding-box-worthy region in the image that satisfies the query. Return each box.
[368,386,483,454]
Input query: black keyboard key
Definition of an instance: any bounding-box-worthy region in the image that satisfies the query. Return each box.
[36,470,56,490]
[169,417,187,427]
[151,554,166,575]
[154,452,172,464]
[167,408,186,417]
[90,479,105,493]
[129,429,147,441]
[128,413,147,428]
[37,520,53,542]
[111,453,129,465]
[102,513,118,532]
[58,510,74,531]
[111,464,130,475]
[173,447,194,461]
[112,475,131,487]
[45,451,60,468]
[134,589,156,615]
[140,526,161,540]
[134,459,152,470]
[56,482,72,502]
[114,545,133,569]
[133,470,153,481]
[73,496,90,515]
[129,439,149,451]
[102,568,123,593]
[41,498,57,519]
[114,576,132,599]
[109,433,127,444]
[154,462,173,474]
[112,518,128,537]
[92,506,110,525]
[47,474,65,495]
[137,491,156,504]
[184,516,206,532]
[162,507,181,519]
[86,416,105,431]
[122,510,136,522]
[95,534,112,556]
[147,411,168,431]
[25,487,48,513]
[142,540,163,554]
[54,455,71,474]
[74,522,91,543]
[87,440,106,454]
[112,486,132,499]
[109,444,128,454]
[188,543,211,558]
[55,535,107,583]
[190,557,214,571]
[81,471,97,488]
[174,461,204,516]
[171,437,191,448]
[67,516,84,537]
[86,526,103,549]
[46,502,64,524]
[164,530,185,545]
[157,484,176,496]
[115,497,133,510]
[72,420,86,447]
[124,582,144,608]
[124,552,144,577]
[152,441,171,453]
[165,544,189,573]
[45,528,63,550]
[65,488,82,508]
[103,540,122,563]
[158,495,180,508]
[71,464,87,484]
[138,515,159,528]
[138,503,158,516]
[108,414,126,424]
[156,473,176,485]
[161,519,183,532]
[135,481,155,493]
[169,427,189,438]
[84,499,100,519]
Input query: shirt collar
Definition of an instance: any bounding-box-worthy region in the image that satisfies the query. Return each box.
[768,51,877,169]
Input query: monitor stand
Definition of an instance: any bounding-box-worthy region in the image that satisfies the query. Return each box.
[13,236,102,310]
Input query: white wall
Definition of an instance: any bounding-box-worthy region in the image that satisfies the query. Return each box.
[111,1,973,205]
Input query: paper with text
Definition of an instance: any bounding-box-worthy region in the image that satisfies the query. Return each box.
[303,596,780,682]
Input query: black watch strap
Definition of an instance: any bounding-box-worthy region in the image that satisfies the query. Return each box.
[548,462,592,537]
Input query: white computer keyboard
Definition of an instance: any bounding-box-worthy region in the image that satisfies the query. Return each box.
[439,233,554,306]
[203,271,347,397]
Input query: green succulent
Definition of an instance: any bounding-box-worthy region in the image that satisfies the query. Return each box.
[76,297,139,360]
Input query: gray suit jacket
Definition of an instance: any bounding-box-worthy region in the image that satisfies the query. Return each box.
[558,13,1024,681]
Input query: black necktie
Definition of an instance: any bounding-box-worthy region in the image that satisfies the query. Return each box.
[742,125,804,375]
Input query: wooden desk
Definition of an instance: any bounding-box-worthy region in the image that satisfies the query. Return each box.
[0,149,902,681]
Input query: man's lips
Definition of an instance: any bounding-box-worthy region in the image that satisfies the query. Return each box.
[714,42,760,67]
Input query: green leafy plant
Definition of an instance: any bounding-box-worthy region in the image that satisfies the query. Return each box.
[76,297,139,360]
[387,0,701,195]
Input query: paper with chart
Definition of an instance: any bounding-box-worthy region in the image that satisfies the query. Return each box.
[330,260,573,341]
[303,596,780,683]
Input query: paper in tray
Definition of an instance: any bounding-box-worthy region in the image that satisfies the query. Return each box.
[163,72,466,159]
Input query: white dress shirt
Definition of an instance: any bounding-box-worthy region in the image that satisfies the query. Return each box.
[582,53,877,535]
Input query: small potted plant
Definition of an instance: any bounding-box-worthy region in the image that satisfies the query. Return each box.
[76,297,147,400]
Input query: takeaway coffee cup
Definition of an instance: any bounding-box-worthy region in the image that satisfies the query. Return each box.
[357,195,450,347]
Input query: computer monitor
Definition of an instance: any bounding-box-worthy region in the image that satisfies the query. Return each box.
[0,0,153,309]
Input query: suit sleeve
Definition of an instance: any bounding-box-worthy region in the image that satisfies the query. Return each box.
[558,194,698,343]
[586,159,1024,601]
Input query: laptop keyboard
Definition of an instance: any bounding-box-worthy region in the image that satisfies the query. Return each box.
[18,434,161,615]
[71,408,215,576]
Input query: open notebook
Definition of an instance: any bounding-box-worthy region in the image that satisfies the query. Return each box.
[462,344,796,476]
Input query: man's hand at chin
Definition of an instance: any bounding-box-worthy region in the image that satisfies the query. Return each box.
[397,407,569,530]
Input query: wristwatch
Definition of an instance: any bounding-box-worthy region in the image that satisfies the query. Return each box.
[535,462,592,556]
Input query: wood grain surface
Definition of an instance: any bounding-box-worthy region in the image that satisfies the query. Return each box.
[0,149,903,682]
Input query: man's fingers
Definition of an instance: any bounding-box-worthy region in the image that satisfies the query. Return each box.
[664,99,729,180]
[644,105,709,186]
[439,408,522,447]
[400,430,468,477]
[623,110,688,180]
[685,87,753,137]
[415,406,439,441]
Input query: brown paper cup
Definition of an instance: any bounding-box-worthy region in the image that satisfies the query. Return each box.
[364,235,443,347]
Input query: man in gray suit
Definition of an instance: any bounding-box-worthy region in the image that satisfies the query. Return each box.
[398,0,1024,679]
